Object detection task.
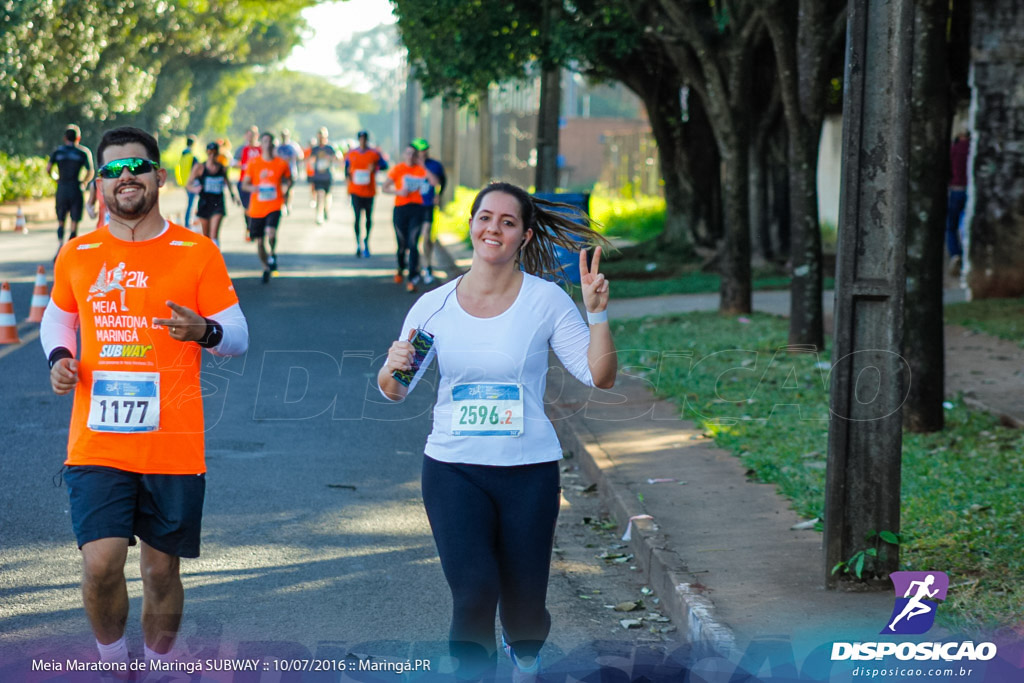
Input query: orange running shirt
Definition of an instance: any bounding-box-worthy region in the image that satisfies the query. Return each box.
[345,147,384,198]
[51,223,239,474]
[246,156,291,219]
[388,163,427,207]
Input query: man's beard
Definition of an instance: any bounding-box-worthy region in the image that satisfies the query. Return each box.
[106,182,156,221]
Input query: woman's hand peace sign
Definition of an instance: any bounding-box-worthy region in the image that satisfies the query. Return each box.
[580,246,609,314]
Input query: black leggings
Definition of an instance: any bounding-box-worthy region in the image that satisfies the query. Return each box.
[421,456,560,679]
[352,195,374,243]
[393,204,423,278]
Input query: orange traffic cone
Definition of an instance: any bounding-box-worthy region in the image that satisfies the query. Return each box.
[26,265,49,322]
[15,206,27,234]
[0,282,21,344]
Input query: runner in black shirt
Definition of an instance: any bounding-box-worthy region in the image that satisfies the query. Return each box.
[45,125,94,250]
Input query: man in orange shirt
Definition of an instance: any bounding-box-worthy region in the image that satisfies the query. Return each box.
[40,126,248,669]
[344,130,387,258]
[243,132,293,283]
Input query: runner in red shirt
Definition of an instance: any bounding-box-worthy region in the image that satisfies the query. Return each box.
[243,132,293,283]
[232,125,262,238]
[40,126,248,669]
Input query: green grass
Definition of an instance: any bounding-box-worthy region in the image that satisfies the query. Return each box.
[613,310,1023,633]
[944,297,1024,347]
[590,191,666,243]
[601,258,835,298]
[433,186,477,244]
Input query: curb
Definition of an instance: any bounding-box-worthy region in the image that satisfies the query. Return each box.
[432,237,466,277]
[962,395,1024,429]
[547,403,739,660]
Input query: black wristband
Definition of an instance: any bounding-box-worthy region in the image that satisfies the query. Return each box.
[48,347,74,369]
[197,318,224,349]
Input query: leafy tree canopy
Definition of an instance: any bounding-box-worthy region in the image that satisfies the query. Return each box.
[0,0,316,153]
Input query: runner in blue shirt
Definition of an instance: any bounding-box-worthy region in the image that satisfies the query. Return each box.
[411,139,447,284]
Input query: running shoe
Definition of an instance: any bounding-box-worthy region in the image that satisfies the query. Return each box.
[501,633,541,683]
[393,273,404,284]
[262,269,271,284]
[356,247,362,258]
[362,242,371,258]
[268,256,278,271]
[422,270,435,285]
[406,281,417,293]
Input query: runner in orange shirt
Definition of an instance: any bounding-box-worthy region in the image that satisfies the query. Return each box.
[40,126,248,670]
[383,144,439,292]
[344,130,387,258]
[242,132,293,283]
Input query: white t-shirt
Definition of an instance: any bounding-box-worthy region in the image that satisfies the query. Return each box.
[390,273,594,466]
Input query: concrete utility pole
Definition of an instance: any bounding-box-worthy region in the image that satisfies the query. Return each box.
[400,71,422,147]
[440,99,459,207]
[478,89,493,186]
[824,0,913,588]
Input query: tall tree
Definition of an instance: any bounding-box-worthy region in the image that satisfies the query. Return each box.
[566,0,722,252]
[0,0,315,153]
[647,0,764,313]
[394,0,720,252]
[903,0,954,433]
[759,0,847,349]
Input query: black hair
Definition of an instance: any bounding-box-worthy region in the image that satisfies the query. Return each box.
[64,126,80,143]
[97,126,161,166]
[468,182,611,278]
[261,132,276,156]
[186,136,196,146]
[206,141,220,153]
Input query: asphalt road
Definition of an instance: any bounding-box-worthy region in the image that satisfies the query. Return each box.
[0,186,688,681]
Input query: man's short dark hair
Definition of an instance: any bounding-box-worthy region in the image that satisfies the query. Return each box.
[186,136,196,146]
[97,127,161,167]
[64,125,80,143]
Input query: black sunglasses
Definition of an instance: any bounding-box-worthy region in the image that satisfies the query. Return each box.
[98,157,160,179]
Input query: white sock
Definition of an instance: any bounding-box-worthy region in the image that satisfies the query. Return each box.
[96,636,129,663]
[144,643,173,663]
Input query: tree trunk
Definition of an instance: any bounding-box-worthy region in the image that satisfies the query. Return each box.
[903,0,950,433]
[965,0,1024,298]
[787,128,825,349]
[634,78,720,251]
[535,66,561,193]
[719,129,753,314]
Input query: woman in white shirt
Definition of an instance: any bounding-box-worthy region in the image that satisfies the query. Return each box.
[378,182,616,681]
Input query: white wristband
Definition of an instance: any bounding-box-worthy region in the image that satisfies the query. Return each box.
[587,309,608,325]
